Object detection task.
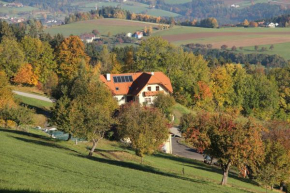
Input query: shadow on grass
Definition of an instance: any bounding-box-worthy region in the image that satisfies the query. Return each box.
[78,154,210,185]
[20,103,51,118]
[0,128,52,141]
[1,128,79,155]
[186,164,260,186]
[12,136,80,155]
[154,152,259,186]
[0,190,46,193]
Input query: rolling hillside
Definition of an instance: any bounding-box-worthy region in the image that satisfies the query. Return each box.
[0,127,266,193]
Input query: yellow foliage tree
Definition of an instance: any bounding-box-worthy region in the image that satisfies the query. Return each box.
[0,71,16,108]
[13,64,38,86]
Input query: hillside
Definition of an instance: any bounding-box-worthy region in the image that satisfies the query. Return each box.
[0,127,267,193]
[45,18,290,60]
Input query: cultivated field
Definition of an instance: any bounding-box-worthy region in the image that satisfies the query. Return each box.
[0,127,266,193]
[152,26,290,59]
[222,0,290,8]
[45,18,161,36]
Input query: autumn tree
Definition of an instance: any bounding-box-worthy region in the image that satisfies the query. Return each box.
[243,19,249,27]
[118,102,169,163]
[12,64,38,86]
[184,112,264,185]
[0,105,33,128]
[0,71,16,109]
[221,45,228,50]
[56,36,90,81]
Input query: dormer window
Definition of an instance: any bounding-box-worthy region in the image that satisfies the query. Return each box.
[116,87,119,91]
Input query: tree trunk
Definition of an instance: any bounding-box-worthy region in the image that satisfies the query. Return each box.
[88,139,98,157]
[221,162,231,185]
[67,133,72,141]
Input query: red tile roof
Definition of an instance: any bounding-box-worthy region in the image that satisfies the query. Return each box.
[100,72,173,96]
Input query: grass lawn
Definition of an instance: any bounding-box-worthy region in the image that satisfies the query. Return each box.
[14,95,53,109]
[171,103,195,125]
[0,127,266,193]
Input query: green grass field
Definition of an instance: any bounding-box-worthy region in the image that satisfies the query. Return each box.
[233,42,290,60]
[164,0,192,4]
[0,1,37,15]
[0,127,266,193]
[76,1,179,17]
[14,95,53,109]
[45,18,161,36]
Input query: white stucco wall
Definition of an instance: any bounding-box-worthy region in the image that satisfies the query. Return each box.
[137,84,169,105]
[114,95,126,105]
[162,134,173,154]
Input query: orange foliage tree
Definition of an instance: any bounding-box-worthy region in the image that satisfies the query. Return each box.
[184,112,265,185]
[13,64,38,86]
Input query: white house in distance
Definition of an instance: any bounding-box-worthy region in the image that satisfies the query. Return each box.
[100,72,174,154]
[100,72,173,106]
[79,33,98,43]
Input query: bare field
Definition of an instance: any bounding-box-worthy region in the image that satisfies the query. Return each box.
[162,31,290,48]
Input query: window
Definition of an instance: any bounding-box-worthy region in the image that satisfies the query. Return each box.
[148,86,151,91]
[156,86,159,91]
[116,87,119,91]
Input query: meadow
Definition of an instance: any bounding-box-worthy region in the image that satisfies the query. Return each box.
[0,1,37,15]
[74,0,179,17]
[0,127,267,193]
[45,19,161,36]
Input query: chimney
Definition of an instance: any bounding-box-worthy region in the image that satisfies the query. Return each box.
[106,73,111,81]
[151,72,154,76]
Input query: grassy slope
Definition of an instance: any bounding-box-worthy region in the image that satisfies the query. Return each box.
[0,128,265,193]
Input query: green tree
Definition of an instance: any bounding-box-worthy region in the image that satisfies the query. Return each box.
[118,102,169,163]
[0,37,24,78]
[257,140,290,191]
[21,36,56,83]
[153,92,175,120]
[184,112,264,185]
[99,45,112,73]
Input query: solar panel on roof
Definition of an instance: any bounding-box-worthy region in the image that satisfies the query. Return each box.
[113,75,133,83]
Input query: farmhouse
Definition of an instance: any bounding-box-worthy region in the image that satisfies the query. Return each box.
[100,72,173,106]
[79,33,99,43]
[133,31,143,39]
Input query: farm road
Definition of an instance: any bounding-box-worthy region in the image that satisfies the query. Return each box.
[13,91,55,103]
[172,137,204,162]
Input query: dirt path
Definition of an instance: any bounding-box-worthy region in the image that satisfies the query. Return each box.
[13,91,55,103]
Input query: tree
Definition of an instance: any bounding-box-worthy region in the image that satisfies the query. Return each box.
[231,46,237,51]
[153,92,175,120]
[199,17,219,28]
[249,21,258,27]
[221,45,228,50]
[0,71,16,109]
[0,37,24,78]
[118,102,169,163]
[99,45,112,73]
[257,140,290,191]
[12,64,38,86]
[184,112,264,185]
[56,36,90,81]
[254,45,259,51]
[269,44,274,50]
[243,19,249,27]
[147,26,153,36]
[92,29,100,36]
